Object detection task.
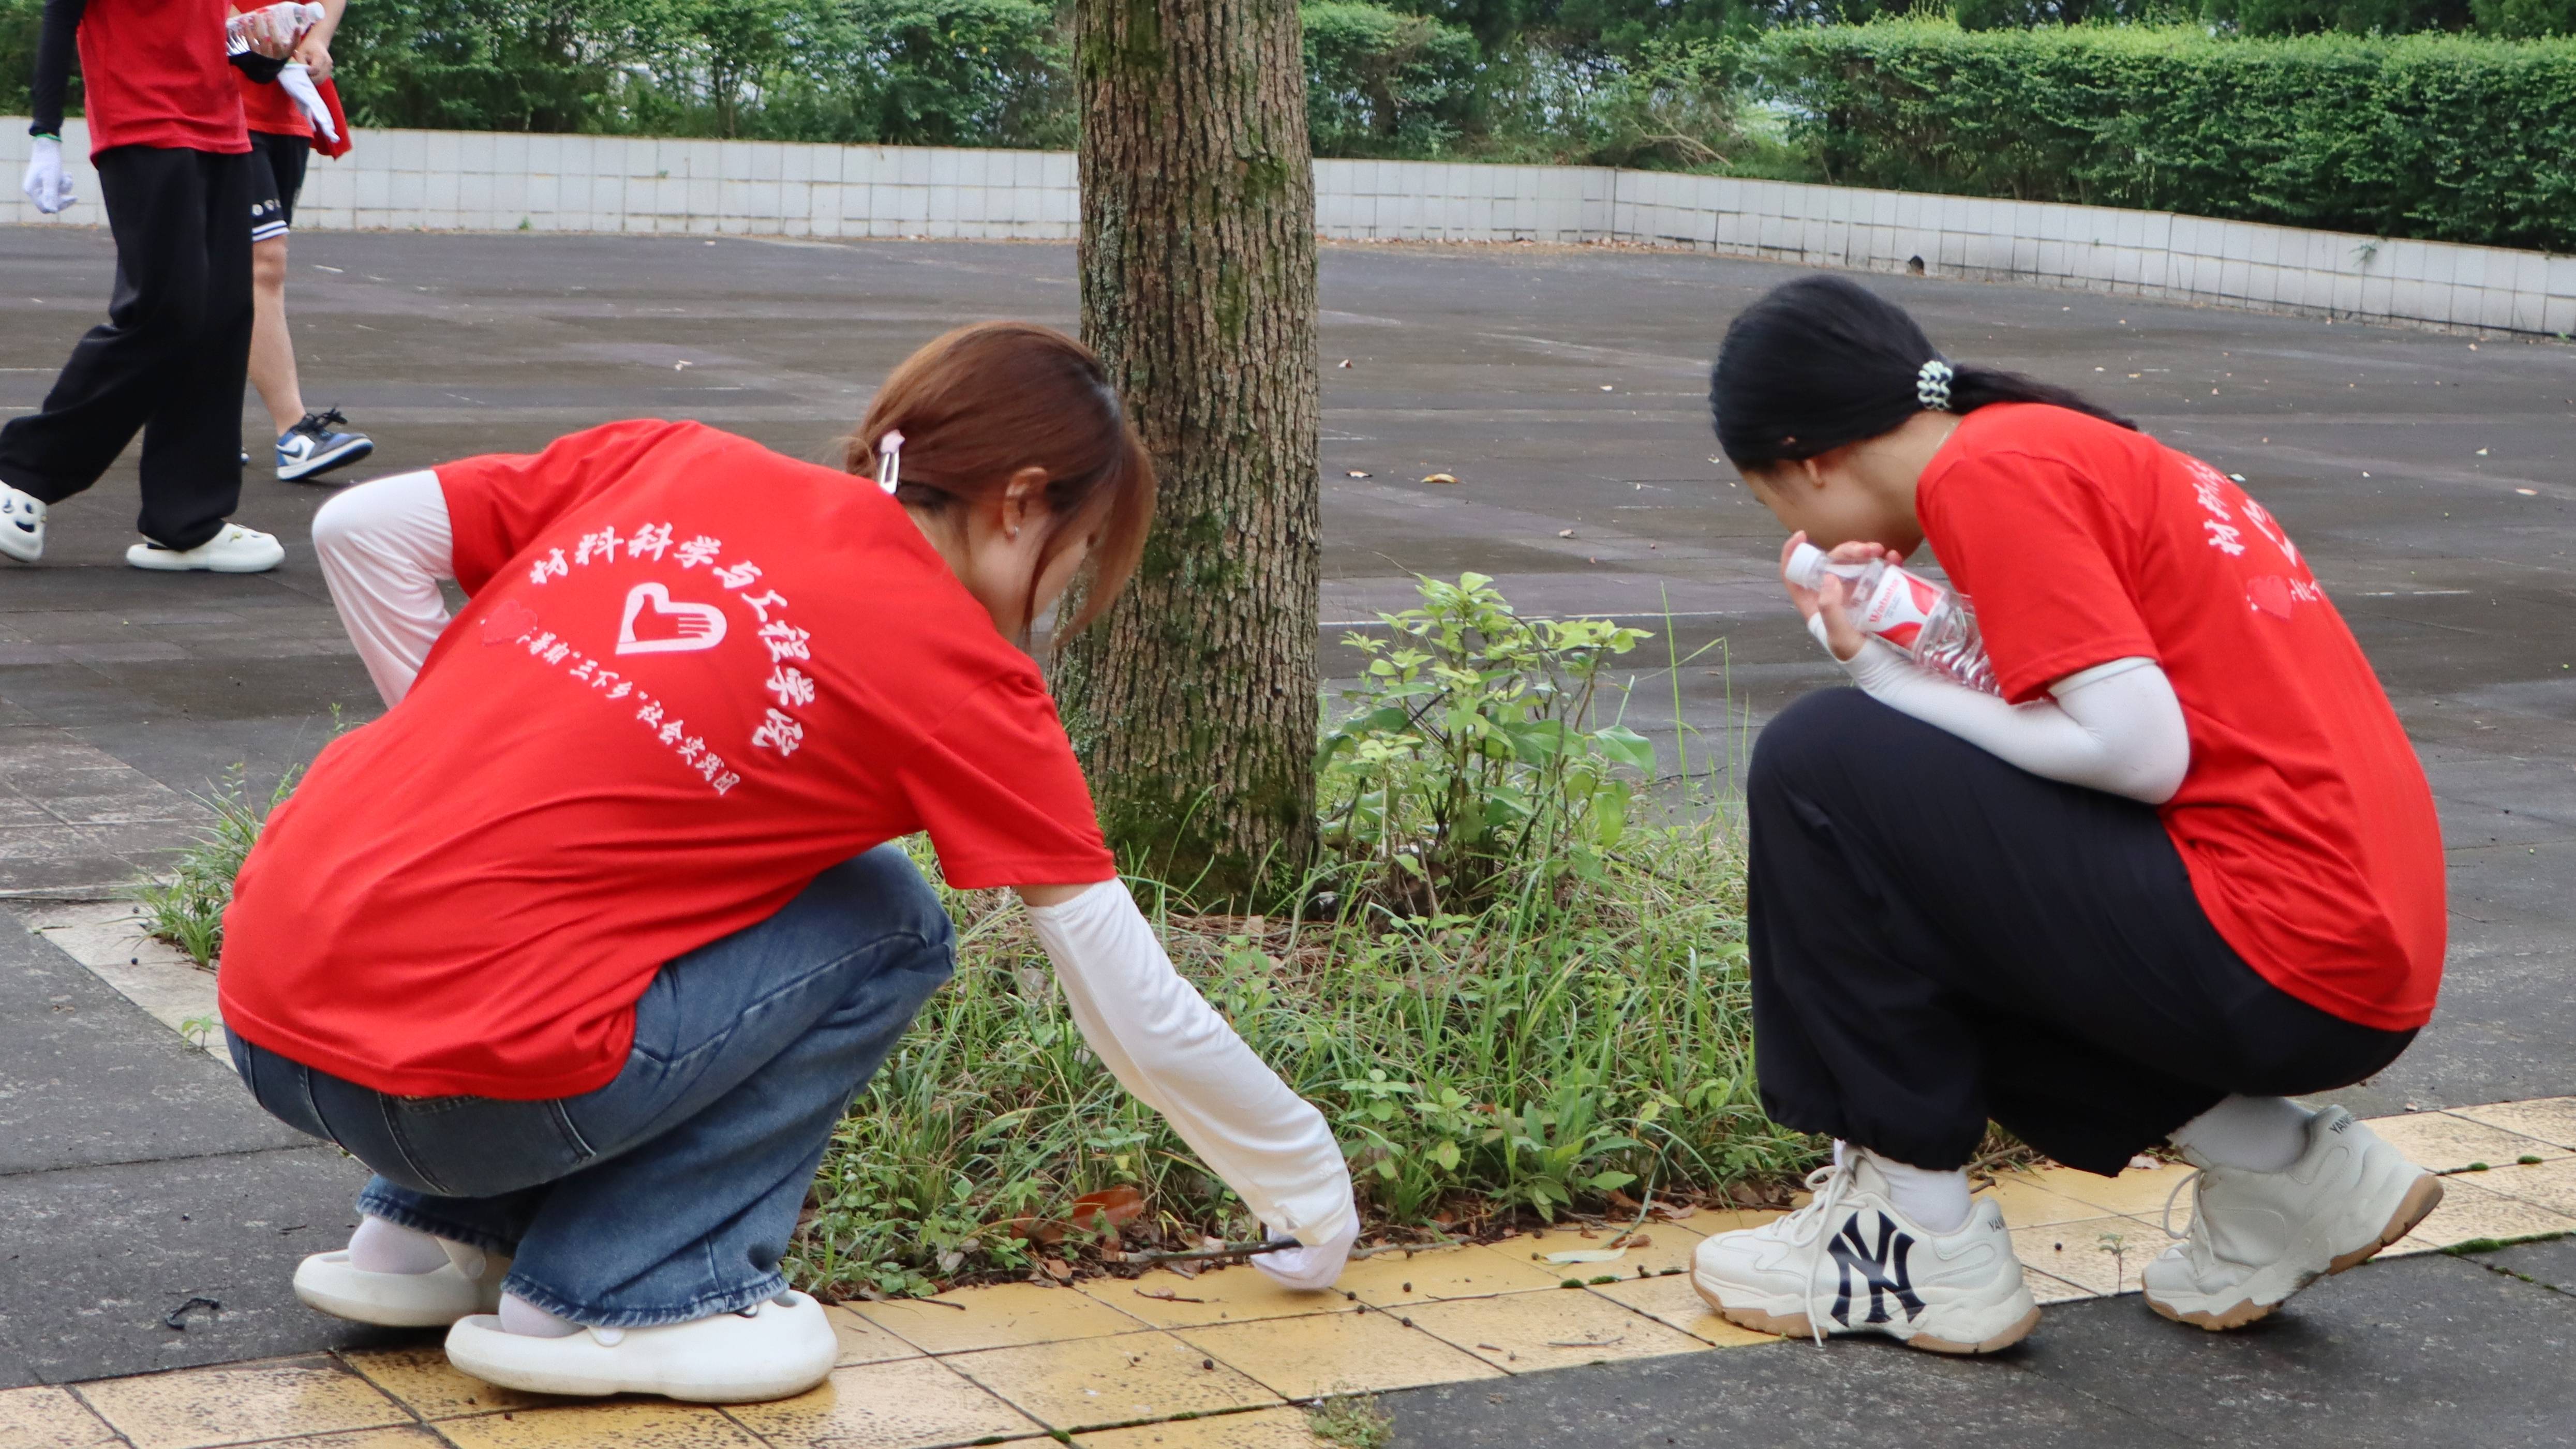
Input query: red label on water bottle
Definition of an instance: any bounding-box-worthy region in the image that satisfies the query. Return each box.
[1860,570,1942,650]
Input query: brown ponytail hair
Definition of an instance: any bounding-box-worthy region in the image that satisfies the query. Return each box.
[847,322,1155,637]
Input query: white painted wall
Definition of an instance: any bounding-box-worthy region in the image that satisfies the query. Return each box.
[7,121,2570,336]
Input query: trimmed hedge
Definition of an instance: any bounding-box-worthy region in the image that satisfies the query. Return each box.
[1757,22,2576,252]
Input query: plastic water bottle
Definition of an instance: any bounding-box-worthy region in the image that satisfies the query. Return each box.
[226,3,324,50]
[1785,541,2000,696]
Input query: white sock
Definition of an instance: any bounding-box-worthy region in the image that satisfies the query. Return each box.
[2172,1094,2314,1173]
[1843,1142,1973,1234]
[347,1215,451,1275]
[499,1292,584,1338]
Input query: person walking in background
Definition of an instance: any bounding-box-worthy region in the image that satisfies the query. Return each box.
[2,0,299,573]
[238,0,375,483]
[1687,275,2445,1353]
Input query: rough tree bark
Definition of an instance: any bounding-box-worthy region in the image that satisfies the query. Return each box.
[1054,0,1321,903]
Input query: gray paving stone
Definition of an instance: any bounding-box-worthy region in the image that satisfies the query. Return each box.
[2007,1252,2576,1448]
[0,923,307,1176]
[0,1145,390,1389]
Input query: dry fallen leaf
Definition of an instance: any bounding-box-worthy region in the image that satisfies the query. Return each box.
[1423,472,1460,485]
[1068,1185,1147,1235]
[1543,1247,1627,1265]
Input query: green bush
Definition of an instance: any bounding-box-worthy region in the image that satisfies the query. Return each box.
[1759,21,2576,251]
[1305,1,1482,156]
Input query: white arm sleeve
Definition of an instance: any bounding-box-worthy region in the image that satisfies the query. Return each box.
[1811,616,2190,804]
[1024,880,1359,1246]
[312,470,455,708]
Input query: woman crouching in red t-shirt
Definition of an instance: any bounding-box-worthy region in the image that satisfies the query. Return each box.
[217,323,1359,1402]
[1683,276,2446,1354]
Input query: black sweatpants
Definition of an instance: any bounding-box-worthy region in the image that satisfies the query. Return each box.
[1746,688,2415,1177]
[0,145,253,551]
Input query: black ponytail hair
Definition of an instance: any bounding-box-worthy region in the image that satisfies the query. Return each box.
[1710,273,2137,470]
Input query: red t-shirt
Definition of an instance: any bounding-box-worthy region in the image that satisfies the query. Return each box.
[220,421,1117,1099]
[237,66,311,139]
[1917,404,2443,1032]
[78,0,249,157]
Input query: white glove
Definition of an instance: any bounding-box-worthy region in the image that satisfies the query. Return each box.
[1252,1211,1359,1292]
[277,63,337,142]
[21,137,72,214]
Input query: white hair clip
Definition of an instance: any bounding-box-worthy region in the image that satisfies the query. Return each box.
[874,430,904,495]
[1916,358,1956,412]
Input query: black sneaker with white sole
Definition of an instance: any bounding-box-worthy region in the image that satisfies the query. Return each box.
[276,408,375,482]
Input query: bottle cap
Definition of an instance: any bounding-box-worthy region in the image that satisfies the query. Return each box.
[1785,540,1829,590]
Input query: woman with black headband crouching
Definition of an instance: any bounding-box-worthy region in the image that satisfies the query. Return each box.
[1686,275,2444,1354]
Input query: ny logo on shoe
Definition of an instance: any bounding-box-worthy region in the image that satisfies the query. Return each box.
[1827,1214,1925,1326]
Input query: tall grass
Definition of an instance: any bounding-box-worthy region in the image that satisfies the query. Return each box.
[798,577,1814,1297]
[130,766,302,968]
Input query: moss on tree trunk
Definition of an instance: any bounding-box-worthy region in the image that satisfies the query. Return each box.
[1055,0,1322,904]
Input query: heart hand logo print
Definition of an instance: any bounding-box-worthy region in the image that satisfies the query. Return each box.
[616,582,728,655]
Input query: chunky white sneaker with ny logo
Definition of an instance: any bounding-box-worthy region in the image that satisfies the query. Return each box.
[2142,1106,2441,1331]
[1691,1155,2040,1353]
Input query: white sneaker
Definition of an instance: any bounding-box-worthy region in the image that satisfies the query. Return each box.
[444,1291,838,1403]
[126,523,285,573]
[1691,1156,2040,1354]
[2142,1105,2442,1330]
[294,1241,511,1328]
[0,484,42,563]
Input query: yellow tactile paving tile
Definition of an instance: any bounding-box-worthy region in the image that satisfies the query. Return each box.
[1976,1170,2126,1229]
[341,1346,559,1421]
[945,1329,1284,1432]
[1079,1266,1345,1330]
[438,1403,763,1448]
[228,1431,443,1448]
[2474,1156,2576,1216]
[1403,1286,1712,1370]
[0,1384,117,1448]
[2450,1097,2576,1151]
[2023,1162,2195,1221]
[2362,1112,2566,1173]
[1584,1272,1784,1345]
[2007,1217,2160,1297]
[1175,1306,1503,1399]
[72,1356,409,1449]
[2374,1176,2576,1258]
[1073,1406,1325,1447]
[824,1305,929,1366]
[852,1281,1154,1354]
[723,1358,1046,1449]
[2021,1266,2102,1306]
[1336,1243,1563,1307]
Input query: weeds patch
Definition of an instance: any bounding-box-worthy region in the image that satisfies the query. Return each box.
[129,765,302,968]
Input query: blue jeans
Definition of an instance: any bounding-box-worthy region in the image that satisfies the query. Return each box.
[227,845,954,1327]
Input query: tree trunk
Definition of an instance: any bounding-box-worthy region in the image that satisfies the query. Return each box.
[1057,0,1321,905]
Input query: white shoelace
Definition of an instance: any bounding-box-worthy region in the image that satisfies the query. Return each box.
[1756,1161,1861,1346]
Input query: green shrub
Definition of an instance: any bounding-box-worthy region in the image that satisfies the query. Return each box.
[1758,20,2576,251]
